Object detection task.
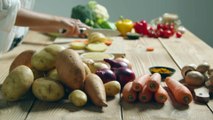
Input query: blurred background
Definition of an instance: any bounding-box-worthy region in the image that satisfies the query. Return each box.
[34,0,213,47]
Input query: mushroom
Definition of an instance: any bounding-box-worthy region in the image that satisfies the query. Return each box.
[207,69,213,76]
[181,64,197,78]
[185,71,205,86]
[196,62,210,74]
[205,75,213,91]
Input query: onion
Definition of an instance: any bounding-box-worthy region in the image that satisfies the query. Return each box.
[104,58,128,70]
[115,57,132,69]
[114,67,136,87]
[96,69,116,83]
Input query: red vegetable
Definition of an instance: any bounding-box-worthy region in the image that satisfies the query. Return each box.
[104,58,128,70]
[95,69,116,83]
[114,67,136,87]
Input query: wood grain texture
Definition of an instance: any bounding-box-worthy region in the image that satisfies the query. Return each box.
[120,37,213,120]
[26,95,121,120]
[0,30,213,120]
[159,30,213,115]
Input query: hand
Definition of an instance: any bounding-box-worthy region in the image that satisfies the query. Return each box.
[58,17,90,37]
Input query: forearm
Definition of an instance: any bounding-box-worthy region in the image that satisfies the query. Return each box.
[15,8,62,28]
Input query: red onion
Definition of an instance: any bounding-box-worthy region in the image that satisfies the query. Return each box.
[114,67,136,87]
[95,69,116,83]
[104,58,128,70]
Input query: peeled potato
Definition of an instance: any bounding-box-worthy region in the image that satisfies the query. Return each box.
[86,43,107,52]
[68,90,87,107]
[70,42,86,50]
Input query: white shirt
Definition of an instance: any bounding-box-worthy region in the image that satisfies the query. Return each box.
[0,0,34,54]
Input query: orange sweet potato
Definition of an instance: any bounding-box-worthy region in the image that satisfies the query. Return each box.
[84,73,107,107]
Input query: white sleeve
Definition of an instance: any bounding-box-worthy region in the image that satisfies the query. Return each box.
[0,0,21,53]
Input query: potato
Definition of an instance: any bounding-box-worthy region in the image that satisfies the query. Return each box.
[104,81,121,97]
[56,49,86,90]
[1,65,34,101]
[32,77,64,102]
[68,90,87,107]
[83,63,91,75]
[31,44,65,71]
[9,50,35,72]
[31,67,45,79]
[47,69,60,81]
[84,74,107,107]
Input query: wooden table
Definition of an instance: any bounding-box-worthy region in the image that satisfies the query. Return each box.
[0,30,212,120]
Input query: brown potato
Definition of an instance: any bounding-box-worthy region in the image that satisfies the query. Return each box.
[9,50,35,72]
[1,65,34,101]
[31,44,65,71]
[104,81,121,97]
[56,49,86,90]
[68,90,87,107]
[32,77,65,102]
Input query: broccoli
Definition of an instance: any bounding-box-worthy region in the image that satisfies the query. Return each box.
[71,5,94,23]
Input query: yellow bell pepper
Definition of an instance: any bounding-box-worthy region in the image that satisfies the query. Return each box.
[115,17,134,36]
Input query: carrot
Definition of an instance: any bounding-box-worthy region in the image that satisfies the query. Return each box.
[138,85,153,103]
[84,73,107,107]
[132,74,150,92]
[154,85,168,104]
[165,77,193,105]
[104,39,112,46]
[122,82,137,103]
[147,73,161,92]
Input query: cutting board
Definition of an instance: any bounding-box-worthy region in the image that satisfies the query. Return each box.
[54,37,126,58]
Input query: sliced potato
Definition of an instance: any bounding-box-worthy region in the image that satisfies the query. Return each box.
[70,42,86,50]
[86,43,107,52]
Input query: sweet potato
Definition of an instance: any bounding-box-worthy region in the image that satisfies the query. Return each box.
[84,73,107,107]
[9,50,35,72]
[56,49,86,90]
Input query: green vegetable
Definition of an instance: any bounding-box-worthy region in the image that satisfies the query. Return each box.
[126,32,140,40]
[71,1,113,29]
[71,5,94,23]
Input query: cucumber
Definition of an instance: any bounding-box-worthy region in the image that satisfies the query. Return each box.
[126,32,140,40]
[70,42,86,50]
[86,43,107,52]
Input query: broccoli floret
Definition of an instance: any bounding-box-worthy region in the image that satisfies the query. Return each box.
[71,5,94,23]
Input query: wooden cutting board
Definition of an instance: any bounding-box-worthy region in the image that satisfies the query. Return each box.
[54,37,126,58]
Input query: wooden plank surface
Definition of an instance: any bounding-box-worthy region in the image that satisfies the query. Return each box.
[159,30,213,113]
[22,31,54,45]
[121,37,213,120]
[0,30,213,120]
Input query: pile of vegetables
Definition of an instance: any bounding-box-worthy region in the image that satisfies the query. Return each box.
[1,44,125,108]
[71,1,116,30]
